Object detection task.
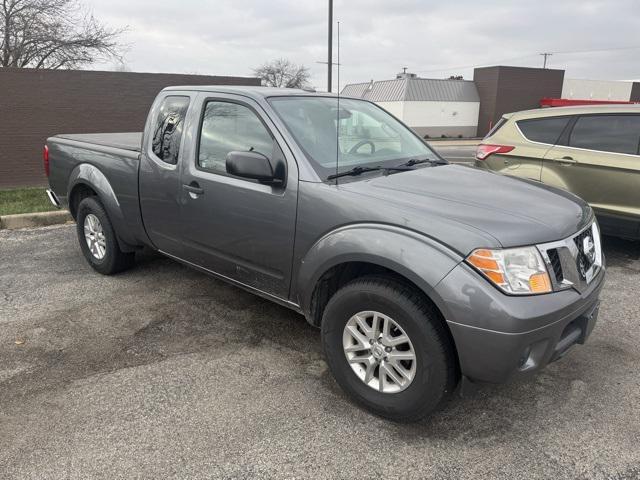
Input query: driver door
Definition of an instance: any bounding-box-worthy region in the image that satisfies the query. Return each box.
[178,93,299,298]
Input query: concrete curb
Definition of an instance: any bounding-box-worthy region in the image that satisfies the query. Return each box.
[0,210,73,230]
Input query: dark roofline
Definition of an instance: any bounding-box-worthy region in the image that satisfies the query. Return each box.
[0,66,260,82]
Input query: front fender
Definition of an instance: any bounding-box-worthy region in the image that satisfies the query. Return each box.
[294,223,463,320]
[67,163,137,247]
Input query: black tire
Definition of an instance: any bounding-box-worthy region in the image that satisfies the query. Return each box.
[76,196,135,275]
[321,275,458,422]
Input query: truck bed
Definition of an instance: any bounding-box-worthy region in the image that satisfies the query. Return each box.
[47,131,147,249]
[55,132,142,152]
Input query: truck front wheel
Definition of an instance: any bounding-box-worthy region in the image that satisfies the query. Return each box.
[76,197,135,275]
[321,276,458,421]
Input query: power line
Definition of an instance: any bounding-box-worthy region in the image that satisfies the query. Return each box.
[412,45,640,75]
[413,54,539,74]
[552,45,640,55]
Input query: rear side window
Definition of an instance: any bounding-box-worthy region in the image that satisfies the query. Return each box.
[151,96,190,164]
[516,117,570,144]
[569,114,640,155]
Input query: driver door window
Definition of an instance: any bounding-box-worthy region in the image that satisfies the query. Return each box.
[198,101,275,175]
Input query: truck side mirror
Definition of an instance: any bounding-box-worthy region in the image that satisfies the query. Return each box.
[226,151,278,183]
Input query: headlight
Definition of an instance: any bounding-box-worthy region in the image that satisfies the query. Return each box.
[466,246,552,295]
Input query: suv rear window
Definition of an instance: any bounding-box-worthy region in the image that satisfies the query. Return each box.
[516,117,570,144]
[569,114,640,155]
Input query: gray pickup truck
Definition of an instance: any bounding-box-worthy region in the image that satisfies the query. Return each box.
[45,86,605,421]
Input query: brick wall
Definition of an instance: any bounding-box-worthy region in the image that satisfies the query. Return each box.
[474,66,565,136]
[473,67,500,138]
[630,82,640,102]
[0,68,260,188]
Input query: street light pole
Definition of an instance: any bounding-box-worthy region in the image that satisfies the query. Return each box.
[327,0,333,92]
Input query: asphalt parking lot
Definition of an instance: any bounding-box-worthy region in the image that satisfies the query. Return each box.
[1,224,639,479]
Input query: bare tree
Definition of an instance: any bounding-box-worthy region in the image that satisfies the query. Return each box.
[113,61,130,72]
[253,58,310,89]
[1,0,126,69]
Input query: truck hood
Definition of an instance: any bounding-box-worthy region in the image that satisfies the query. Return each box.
[340,164,592,250]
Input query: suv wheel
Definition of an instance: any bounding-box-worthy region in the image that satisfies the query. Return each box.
[321,276,458,421]
[76,197,135,275]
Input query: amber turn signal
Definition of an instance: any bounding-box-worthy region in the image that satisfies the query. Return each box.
[529,272,552,293]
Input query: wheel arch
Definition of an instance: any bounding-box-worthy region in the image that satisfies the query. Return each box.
[295,224,463,328]
[67,164,137,251]
[308,259,462,384]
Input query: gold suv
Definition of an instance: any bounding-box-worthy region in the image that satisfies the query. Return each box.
[475,105,640,239]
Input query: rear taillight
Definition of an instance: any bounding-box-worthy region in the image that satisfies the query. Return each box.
[476,144,514,161]
[43,145,50,177]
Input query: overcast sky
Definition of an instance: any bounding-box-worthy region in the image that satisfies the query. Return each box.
[85,0,640,90]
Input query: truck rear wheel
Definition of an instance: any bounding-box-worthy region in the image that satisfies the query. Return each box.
[321,276,457,421]
[76,197,135,275]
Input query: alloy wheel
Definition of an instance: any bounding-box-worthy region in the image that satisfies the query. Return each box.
[83,213,107,260]
[342,310,417,393]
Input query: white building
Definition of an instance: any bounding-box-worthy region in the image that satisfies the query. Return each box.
[562,78,638,101]
[342,72,480,138]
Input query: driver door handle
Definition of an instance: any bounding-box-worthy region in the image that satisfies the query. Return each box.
[183,182,204,195]
[555,156,577,166]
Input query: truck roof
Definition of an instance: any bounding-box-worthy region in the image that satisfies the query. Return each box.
[162,85,338,99]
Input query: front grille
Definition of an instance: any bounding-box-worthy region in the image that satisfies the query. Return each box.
[573,227,596,280]
[539,222,602,293]
[547,248,563,282]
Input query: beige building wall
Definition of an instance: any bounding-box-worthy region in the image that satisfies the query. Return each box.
[375,101,404,118]
[376,101,479,137]
[562,79,633,101]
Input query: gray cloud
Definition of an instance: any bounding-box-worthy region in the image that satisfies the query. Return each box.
[85,0,640,89]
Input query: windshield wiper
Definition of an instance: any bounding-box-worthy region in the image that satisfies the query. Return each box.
[326,157,445,181]
[327,165,412,180]
[397,157,448,167]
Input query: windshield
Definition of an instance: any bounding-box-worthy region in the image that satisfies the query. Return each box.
[268,96,441,179]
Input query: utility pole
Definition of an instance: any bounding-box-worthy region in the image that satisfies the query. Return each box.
[540,53,552,69]
[318,1,341,92]
[327,0,333,92]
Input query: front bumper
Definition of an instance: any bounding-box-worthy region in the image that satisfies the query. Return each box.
[434,261,605,383]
